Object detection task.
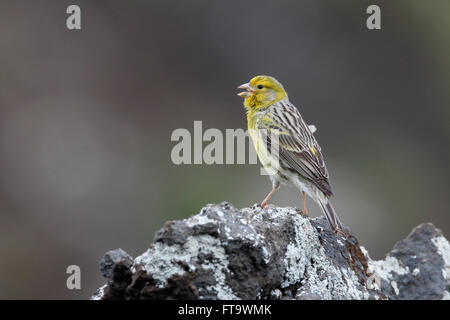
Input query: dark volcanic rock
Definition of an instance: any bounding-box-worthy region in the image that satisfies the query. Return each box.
[91,202,450,300]
[367,223,450,300]
[96,248,133,299]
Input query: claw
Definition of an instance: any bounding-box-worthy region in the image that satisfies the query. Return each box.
[333,227,348,237]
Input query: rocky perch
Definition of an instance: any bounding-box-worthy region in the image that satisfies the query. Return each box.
[91,202,450,300]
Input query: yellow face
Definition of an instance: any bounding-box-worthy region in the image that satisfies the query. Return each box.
[237,75,287,110]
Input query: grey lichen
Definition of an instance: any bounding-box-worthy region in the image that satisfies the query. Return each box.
[133,234,237,299]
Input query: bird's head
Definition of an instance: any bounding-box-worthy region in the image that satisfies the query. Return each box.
[237,75,287,111]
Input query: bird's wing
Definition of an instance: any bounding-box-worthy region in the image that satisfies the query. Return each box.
[257,100,333,197]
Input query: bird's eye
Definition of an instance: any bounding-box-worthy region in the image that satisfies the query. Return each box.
[257,84,264,89]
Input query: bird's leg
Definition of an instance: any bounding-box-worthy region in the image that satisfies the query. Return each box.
[302,191,308,215]
[260,183,280,208]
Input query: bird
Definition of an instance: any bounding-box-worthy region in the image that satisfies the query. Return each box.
[237,75,344,233]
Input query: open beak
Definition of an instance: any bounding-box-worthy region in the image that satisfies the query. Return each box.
[237,83,253,97]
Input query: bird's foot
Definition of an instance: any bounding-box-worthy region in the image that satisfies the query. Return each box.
[333,227,348,238]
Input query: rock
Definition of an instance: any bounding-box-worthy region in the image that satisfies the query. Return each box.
[97,248,133,300]
[91,202,450,300]
[366,223,450,299]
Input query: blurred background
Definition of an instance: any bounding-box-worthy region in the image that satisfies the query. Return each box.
[0,0,449,299]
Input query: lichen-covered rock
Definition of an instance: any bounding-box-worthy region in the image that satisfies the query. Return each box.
[365,223,450,300]
[91,202,450,300]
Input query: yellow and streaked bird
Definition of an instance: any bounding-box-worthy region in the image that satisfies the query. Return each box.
[237,75,344,233]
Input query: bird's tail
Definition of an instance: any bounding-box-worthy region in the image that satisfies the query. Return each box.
[319,199,343,232]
